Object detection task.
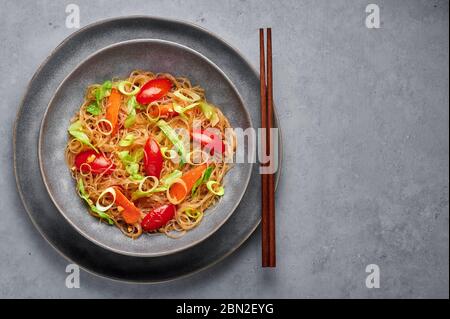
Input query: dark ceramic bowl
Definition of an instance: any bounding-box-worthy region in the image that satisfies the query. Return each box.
[38,39,253,257]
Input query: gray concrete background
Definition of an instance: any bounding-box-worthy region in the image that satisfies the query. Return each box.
[0,0,448,298]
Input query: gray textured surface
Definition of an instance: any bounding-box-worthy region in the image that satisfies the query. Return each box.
[1,0,448,298]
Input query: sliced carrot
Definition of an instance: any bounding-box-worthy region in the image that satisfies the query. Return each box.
[149,103,177,118]
[105,88,122,136]
[169,164,207,202]
[113,187,141,224]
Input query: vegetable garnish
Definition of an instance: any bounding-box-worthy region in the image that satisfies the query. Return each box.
[149,103,178,119]
[185,208,202,220]
[95,81,112,105]
[113,187,142,224]
[118,148,144,163]
[124,96,139,128]
[118,150,131,162]
[97,119,114,135]
[191,166,213,196]
[119,133,135,147]
[160,147,178,160]
[169,164,207,202]
[157,119,187,162]
[118,81,140,96]
[206,180,225,196]
[175,207,204,230]
[173,102,199,120]
[95,80,113,105]
[131,170,182,200]
[199,101,220,126]
[143,137,163,178]
[68,120,98,152]
[74,150,115,175]
[86,103,101,116]
[167,179,188,204]
[105,88,122,136]
[77,179,114,225]
[130,176,160,200]
[141,204,176,232]
[126,163,144,181]
[145,104,161,123]
[173,88,201,103]
[136,78,172,105]
[138,176,159,193]
[118,149,144,181]
[96,187,117,212]
[84,80,114,117]
[161,170,183,186]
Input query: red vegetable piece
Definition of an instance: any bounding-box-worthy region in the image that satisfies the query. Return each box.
[74,150,115,175]
[136,78,172,105]
[141,204,176,231]
[143,137,163,178]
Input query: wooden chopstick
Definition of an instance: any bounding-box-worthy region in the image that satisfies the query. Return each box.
[259,29,269,267]
[260,28,276,267]
[266,28,276,267]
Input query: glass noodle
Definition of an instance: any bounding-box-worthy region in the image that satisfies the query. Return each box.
[65,70,235,239]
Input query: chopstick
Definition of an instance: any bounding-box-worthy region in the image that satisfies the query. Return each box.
[267,28,276,267]
[260,28,276,267]
[259,29,269,267]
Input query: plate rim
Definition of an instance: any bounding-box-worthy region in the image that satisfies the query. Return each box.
[13,15,283,283]
[37,38,255,257]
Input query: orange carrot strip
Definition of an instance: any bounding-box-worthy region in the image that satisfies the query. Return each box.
[169,164,207,202]
[149,103,177,118]
[113,187,141,224]
[105,88,122,136]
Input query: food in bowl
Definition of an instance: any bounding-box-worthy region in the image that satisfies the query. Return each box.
[65,70,235,239]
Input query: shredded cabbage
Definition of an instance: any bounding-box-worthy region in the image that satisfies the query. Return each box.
[125,96,138,128]
[157,119,187,162]
[199,101,219,126]
[68,121,98,152]
[119,133,135,147]
[77,179,114,224]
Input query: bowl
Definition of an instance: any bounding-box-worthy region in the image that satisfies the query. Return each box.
[39,39,253,257]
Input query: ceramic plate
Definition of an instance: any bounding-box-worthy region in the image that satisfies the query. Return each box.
[14,16,281,282]
[39,39,253,257]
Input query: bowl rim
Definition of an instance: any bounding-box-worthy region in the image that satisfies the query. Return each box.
[38,38,254,257]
